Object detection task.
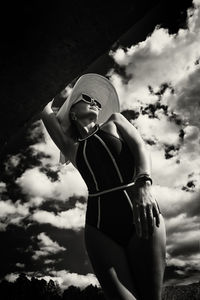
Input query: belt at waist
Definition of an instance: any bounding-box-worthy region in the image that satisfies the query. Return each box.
[88,181,135,197]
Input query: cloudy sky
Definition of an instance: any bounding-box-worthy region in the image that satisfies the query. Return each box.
[0,0,200,290]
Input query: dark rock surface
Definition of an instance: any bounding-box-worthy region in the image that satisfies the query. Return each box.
[0,0,193,159]
[162,281,200,300]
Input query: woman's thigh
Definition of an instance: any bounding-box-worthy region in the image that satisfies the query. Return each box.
[126,215,166,300]
[84,224,138,300]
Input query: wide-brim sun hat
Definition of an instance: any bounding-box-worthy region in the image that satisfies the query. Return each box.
[56,73,120,164]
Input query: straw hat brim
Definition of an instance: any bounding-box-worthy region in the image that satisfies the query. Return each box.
[56,73,120,164]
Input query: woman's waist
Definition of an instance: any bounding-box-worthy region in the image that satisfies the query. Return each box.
[88,181,135,197]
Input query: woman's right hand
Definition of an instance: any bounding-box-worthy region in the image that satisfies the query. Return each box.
[127,181,160,240]
[42,99,54,114]
[41,99,60,116]
[40,99,72,161]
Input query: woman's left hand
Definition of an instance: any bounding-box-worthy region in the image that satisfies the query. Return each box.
[128,181,160,239]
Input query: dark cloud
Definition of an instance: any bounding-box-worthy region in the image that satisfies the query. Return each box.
[164,189,200,219]
[0,224,92,279]
[164,265,185,282]
[0,226,34,277]
[160,0,194,34]
[172,68,200,128]
[184,191,200,217]
[168,239,199,257]
[0,121,49,203]
[182,180,196,192]
[164,264,200,285]
[28,225,92,276]
[121,109,140,121]
[40,196,86,214]
[148,82,175,99]
[39,166,59,182]
[164,144,180,159]
[110,64,133,85]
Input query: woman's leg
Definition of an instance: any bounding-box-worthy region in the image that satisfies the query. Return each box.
[126,214,166,300]
[84,224,139,300]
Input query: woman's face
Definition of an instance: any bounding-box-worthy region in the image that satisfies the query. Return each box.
[70,100,100,123]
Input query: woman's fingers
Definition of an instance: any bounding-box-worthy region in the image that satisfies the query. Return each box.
[140,206,149,239]
[153,202,160,227]
[133,204,142,238]
[146,205,154,236]
[133,202,160,239]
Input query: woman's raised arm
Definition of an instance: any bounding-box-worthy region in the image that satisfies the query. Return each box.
[40,100,72,160]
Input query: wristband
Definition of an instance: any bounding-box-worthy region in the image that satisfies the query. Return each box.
[134,174,153,185]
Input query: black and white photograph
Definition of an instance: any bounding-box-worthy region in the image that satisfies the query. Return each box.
[0,1,199,299]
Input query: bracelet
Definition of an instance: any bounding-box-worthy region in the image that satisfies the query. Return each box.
[134,174,153,185]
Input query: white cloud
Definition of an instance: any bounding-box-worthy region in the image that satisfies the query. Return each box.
[181,125,200,159]
[0,182,7,193]
[167,67,200,127]
[153,186,197,218]
[108,2,200,195]
[0,200,18,217]
[135,113,181,145]
[110,6,200,109]
[1,117,88,231]
[16,168,55,198]
[166,215,200,237]
[110,1,200,127]
[4,273,18,283]
[32,202,86,231]
[0,200,29,230]
[30,121,60,165]
[40,270,99,290]
[0,222,7,231]
[29,196,45,207]
[54,165,88,201]
[16,263,25,268]
[167,257,187,268]
[4,270,99,291]
[32,232,66,260]
[16,165,88,204]
[44,259,56,265]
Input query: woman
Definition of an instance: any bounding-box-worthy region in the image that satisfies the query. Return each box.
[40,73,166,300]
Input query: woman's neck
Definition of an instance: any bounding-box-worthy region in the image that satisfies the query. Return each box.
[79,122,97,138]
[69,119,98,141]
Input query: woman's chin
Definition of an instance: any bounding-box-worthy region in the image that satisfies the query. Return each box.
[78,115,98,126]
[83,111,99,121]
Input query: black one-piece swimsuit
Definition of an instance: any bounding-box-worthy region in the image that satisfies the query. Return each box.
[76,127,138,247]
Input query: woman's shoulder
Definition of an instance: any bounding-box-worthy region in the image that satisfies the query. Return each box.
[107,112,131,127]
[100,113,129,131]
[109,112,123,119]
[100,112,122,128]
[106,112,139,135]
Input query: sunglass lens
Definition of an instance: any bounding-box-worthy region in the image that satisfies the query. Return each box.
[82,94,101,109]
[94,101,101,109]
[82,94,91,102]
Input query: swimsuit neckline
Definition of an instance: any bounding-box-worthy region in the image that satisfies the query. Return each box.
[77,124,124,143]
[77,124,101,142]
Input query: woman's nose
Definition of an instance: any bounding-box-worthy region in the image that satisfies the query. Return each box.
[91,100,97,106]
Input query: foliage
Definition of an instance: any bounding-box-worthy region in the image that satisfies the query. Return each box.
[0,273,200,300]
[0,273,106,300]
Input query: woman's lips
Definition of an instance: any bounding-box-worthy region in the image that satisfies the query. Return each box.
[89,106,98,111]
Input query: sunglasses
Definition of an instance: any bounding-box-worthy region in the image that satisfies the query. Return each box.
[79,94,102,110]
